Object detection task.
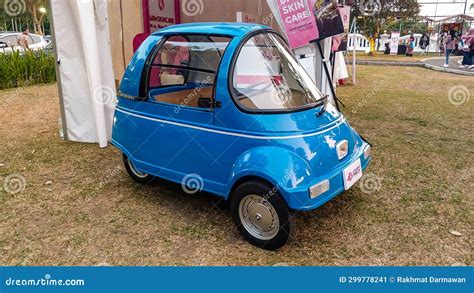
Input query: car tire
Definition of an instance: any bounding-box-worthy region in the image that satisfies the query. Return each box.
[123,154,154,184]
[231,180,293,250]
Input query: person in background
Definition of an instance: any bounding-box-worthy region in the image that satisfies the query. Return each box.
[406,35,415,57]
[459,28,474,70]
[443,30,455,67]
[439,32,447,55]
[17,27,30,51]
[384,42,390,55]
[419,33,430,55]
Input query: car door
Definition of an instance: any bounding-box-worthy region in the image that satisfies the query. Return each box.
[0,35,18,53]
[29,34,45,51]
[130,34,233,192]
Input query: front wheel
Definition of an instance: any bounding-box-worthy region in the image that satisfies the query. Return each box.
[123,154,154,184]
[231,181,293,250]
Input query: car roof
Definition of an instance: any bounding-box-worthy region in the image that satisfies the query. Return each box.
[0,32,43,37]
[153,22,271,38]
[0,32,16,37]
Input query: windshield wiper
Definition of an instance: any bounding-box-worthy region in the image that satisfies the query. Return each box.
[315,95,330,117]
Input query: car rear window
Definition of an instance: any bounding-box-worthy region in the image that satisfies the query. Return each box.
[148,35,232,88]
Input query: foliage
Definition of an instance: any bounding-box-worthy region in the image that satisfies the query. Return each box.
[352,0,420,54]
[25,0,48,35]
[383,20,429,35]
[352,0,420,36]
[0,0,50,34]
[0,50,56,89]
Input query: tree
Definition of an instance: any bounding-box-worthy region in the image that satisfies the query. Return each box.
[383,17,430,35]
[0,0,49,34]
[352,0,420,55]
[26,0,48,35]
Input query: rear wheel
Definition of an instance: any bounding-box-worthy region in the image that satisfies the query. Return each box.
[231,180,293,250]
[123,154,154,184]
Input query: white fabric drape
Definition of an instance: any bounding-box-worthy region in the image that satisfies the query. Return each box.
[51,0,116,148]
[333,52,349,85]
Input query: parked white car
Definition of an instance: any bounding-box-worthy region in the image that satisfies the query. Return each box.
[0,32,49,53]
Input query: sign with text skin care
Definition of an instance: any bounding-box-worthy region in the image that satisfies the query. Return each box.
[277,0,319,49]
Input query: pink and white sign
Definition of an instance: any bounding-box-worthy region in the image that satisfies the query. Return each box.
[142,0,181,33]
[390,31,400,55]
[277,0,319,49]
[135,0,180,52]
[339,5,351,31]
[149,0,178,31]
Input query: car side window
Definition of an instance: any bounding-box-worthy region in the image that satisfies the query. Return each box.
[30,35,42,44]
[150,36,190,88]
[147,34,232,109]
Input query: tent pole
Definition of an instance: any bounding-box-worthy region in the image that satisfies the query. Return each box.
[461,1,467,35]
[352,18,357,85]
[316,40,342,112]
[49,0,69,141]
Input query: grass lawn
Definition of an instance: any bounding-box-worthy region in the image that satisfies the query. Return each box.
[0,66,472,266]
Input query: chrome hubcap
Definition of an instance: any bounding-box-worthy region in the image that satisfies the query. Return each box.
[238,194,280,240]
[127,159,148,179]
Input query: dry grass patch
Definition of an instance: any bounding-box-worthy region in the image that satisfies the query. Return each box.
[0,66,472,266]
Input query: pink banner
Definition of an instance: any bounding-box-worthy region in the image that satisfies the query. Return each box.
[142,0,181,34]
[277,0,318,49]
[339,5,351,31]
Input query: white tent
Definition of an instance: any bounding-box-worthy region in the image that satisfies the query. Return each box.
[50,0,116,148]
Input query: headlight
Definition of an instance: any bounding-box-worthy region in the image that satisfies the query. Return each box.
[336,140,349,160]
[364,144,371,160]
[309,180,330,199]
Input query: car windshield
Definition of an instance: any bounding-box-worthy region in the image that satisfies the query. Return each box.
[231,32,324,112]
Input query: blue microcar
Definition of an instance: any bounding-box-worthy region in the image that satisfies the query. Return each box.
[112,23,372,250]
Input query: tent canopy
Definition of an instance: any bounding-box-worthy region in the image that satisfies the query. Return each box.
[51,0,116,148]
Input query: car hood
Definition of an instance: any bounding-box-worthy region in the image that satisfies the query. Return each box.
[229,103,364,176]
[230,102,344,135]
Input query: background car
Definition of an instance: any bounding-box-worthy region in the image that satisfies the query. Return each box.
[42,41,54,55]
[0,32,49,53]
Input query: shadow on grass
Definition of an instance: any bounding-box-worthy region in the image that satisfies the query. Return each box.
[123,174,359,248]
